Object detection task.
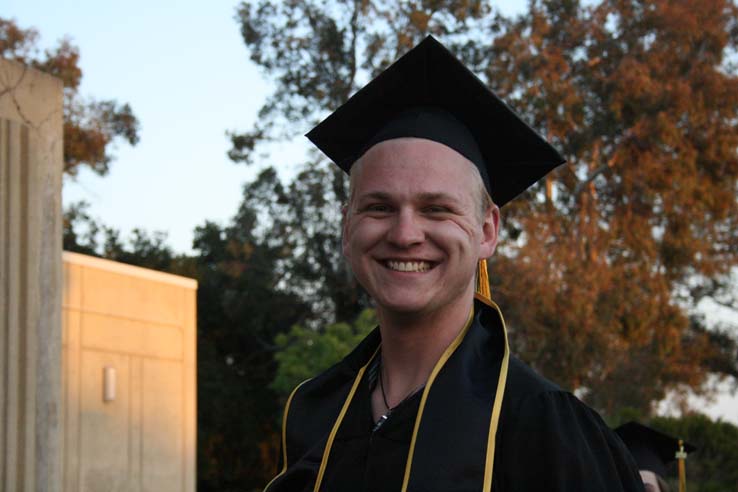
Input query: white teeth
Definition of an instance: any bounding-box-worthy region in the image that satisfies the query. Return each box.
[386,260,431,272]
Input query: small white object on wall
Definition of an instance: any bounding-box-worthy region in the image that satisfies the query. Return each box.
[103,366,116,402]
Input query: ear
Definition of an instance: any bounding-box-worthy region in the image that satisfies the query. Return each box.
[478,204,499,260]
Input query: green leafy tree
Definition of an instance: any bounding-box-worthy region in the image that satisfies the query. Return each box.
[193,193,311,491]
[1,17,139,176]
[271,309,377,396]
[648,414,738,492]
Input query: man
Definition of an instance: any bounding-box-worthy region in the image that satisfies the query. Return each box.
[615,421,696,492]
[264,36,644,491]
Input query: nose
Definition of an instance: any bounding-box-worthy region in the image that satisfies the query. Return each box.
[386,209,424,247]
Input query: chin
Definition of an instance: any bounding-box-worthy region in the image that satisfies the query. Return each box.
[374,295,437,316]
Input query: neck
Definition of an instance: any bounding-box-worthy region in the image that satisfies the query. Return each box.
[376,294,474,407]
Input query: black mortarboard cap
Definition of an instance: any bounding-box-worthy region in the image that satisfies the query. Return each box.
[615,421,697,478]
[306,35,565,207]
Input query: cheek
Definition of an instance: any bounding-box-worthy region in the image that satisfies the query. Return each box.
[345,219,385,254]
[433,220,479,250]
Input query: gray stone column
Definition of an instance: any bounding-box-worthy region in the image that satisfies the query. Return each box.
[1,59,63,492]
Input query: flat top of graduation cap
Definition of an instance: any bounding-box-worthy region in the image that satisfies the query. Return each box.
[615,421,696,478]
[306,35,565,207]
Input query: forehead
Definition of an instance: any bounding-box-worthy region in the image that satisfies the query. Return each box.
[351,138,480,198]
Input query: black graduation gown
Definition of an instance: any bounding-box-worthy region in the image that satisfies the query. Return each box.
[264,299,645,492]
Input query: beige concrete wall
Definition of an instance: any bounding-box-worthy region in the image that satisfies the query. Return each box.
[61,252,197,492]
[1,59,64,492]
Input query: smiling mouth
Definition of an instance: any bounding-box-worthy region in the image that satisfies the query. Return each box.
[384,260,435,272]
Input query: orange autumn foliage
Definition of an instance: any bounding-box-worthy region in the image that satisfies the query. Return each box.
[1,17,139,176]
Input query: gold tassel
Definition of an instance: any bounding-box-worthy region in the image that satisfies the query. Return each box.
[476,259,491,301]
[676,439,687,492]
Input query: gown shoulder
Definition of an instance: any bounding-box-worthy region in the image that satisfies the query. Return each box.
[495,357,645,492]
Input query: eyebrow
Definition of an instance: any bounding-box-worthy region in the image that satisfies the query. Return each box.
[356,191,392,202]
[415,192,460,203]
[356,191,461,202]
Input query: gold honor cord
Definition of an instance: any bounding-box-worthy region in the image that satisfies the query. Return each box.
[313,346,381,492]
[676,440,688,492]
[477,257,511,489]
[482,300,510,491]
[400,307,475,492]
[263,378,312,492]
[476,259,492,301]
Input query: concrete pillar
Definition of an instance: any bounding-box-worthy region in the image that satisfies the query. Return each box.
[0,59,64,492]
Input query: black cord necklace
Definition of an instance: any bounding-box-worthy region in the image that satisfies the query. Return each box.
[378,359,425,412]
[373,358,425,432]
[379,363,392,411]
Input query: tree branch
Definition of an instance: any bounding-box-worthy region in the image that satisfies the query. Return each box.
[573,153,617,196]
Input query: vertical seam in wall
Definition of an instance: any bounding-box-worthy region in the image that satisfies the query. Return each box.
[17,123,29,491]
[4,120,23,492]
[62,303,68,491]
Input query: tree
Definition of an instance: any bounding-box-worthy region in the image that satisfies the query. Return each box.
[63,201,102,256]
[272,308,377,397]
[231,165,371,325]
[193,191,312,491]
[481,0,738,413]
[62,198,309,490]
[647,414,738,492]
[1,17,139,176]
[232,0,738,416]
[227,0,494,326]
[63,200,183,272]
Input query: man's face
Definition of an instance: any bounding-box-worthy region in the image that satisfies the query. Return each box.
[342,137,499,318]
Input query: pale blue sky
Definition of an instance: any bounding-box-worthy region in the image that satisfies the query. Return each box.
[6,0,528,254]
[5,1,736,424]
[7,0,270,252]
